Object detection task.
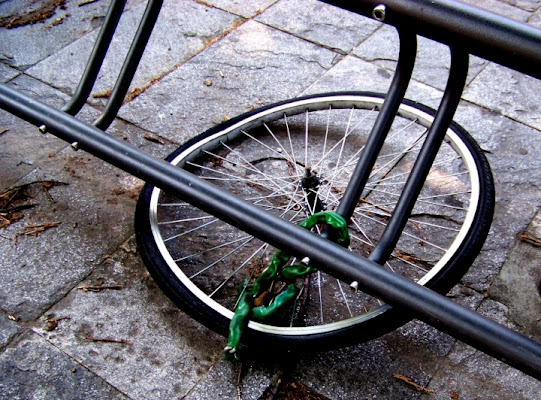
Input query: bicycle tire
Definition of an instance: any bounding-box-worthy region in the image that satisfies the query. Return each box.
[135,92,494,351]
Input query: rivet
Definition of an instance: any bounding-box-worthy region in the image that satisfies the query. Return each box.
[372,4,387,22]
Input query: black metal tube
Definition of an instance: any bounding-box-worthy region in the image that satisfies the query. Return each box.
[1,83,540,379]
[93,0,163,130]
[62,0,127,116]
[321,0,541,80]
[370,49,469,263]
[336,29,416,222]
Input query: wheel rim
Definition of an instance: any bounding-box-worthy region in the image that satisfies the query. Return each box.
[147,94,480,336]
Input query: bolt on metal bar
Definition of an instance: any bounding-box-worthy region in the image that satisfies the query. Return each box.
[370,48,470,264]
[322,0,541,80]
[62,0,127,116]
[1,83,540,379]
[93,0,164,130]
[336,29,416,222]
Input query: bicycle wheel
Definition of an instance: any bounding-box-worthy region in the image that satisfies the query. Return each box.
[135,92,494,350]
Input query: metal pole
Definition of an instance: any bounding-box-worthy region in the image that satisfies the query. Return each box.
[336,29,416,221]
[1,83,540,379]
[62,0,127,116]
[370,48,472,263]
[93,0,164,130]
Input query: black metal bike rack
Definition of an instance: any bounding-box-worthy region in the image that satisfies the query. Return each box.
[1,0,541,380]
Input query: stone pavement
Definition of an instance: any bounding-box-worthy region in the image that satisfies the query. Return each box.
[1,0,541,398]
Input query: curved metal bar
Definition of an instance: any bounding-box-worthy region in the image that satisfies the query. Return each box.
[336,28,417,221]
[369,48,470,264]
[93,0,164,130]
[62,0,127,116]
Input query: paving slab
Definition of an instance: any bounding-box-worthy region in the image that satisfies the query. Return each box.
[530,8,541,28]
[0,332,128,400]
[450,100,541,292]
[256,0,381,54]
[0,0,144,70]
[352,24,488,92]
[0,313,22,350]
[0,103,170,320]
[489,208,541,338]
[26,0,242,106]
[0,62,19,82]
[119,19,339,143]
[33,236,228,399]
[464,62,541,131]
[499,0,541,12]
[0,150,138,321]
[301,52,445,109]
[280,285,484,400]
[184,357,280,400]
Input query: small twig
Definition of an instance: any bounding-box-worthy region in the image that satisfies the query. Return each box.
[236,362,243,400]
[0,128,8,135]
[409,220,424,245]
[393,373,434,394]
[77,284,123,292]
[519,232,541,247]
[82,336,133,345]
[19,221,60,236]
[143,134,165,145]
[14,221,60,245]
[42,182,55,203]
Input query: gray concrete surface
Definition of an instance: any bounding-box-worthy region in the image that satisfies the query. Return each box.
[1,0,541,398]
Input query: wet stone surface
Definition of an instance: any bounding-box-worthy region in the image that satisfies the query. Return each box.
[0,0,145,70]
[255,0,381,54]
[33,237,226,399]
[0,313,22,350]
[119,19,338,143]
[1,0,541,399]
[464,63,541,131]
[27,0,242,106]
[489,208,541,339]
[0,332,128,400]
[352,24,488,91]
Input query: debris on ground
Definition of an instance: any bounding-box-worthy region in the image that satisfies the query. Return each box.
[76,284,123,292]
[44,315,69,331]
[393,373,434,394]
[0,180,67,230]
[82,336,133,345]
[0,0,67,29]
[275,380,331,400]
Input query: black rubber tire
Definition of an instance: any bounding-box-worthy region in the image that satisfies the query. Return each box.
[135,92,495,351]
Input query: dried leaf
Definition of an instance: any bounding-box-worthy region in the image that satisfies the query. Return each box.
[393,373,434,394]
